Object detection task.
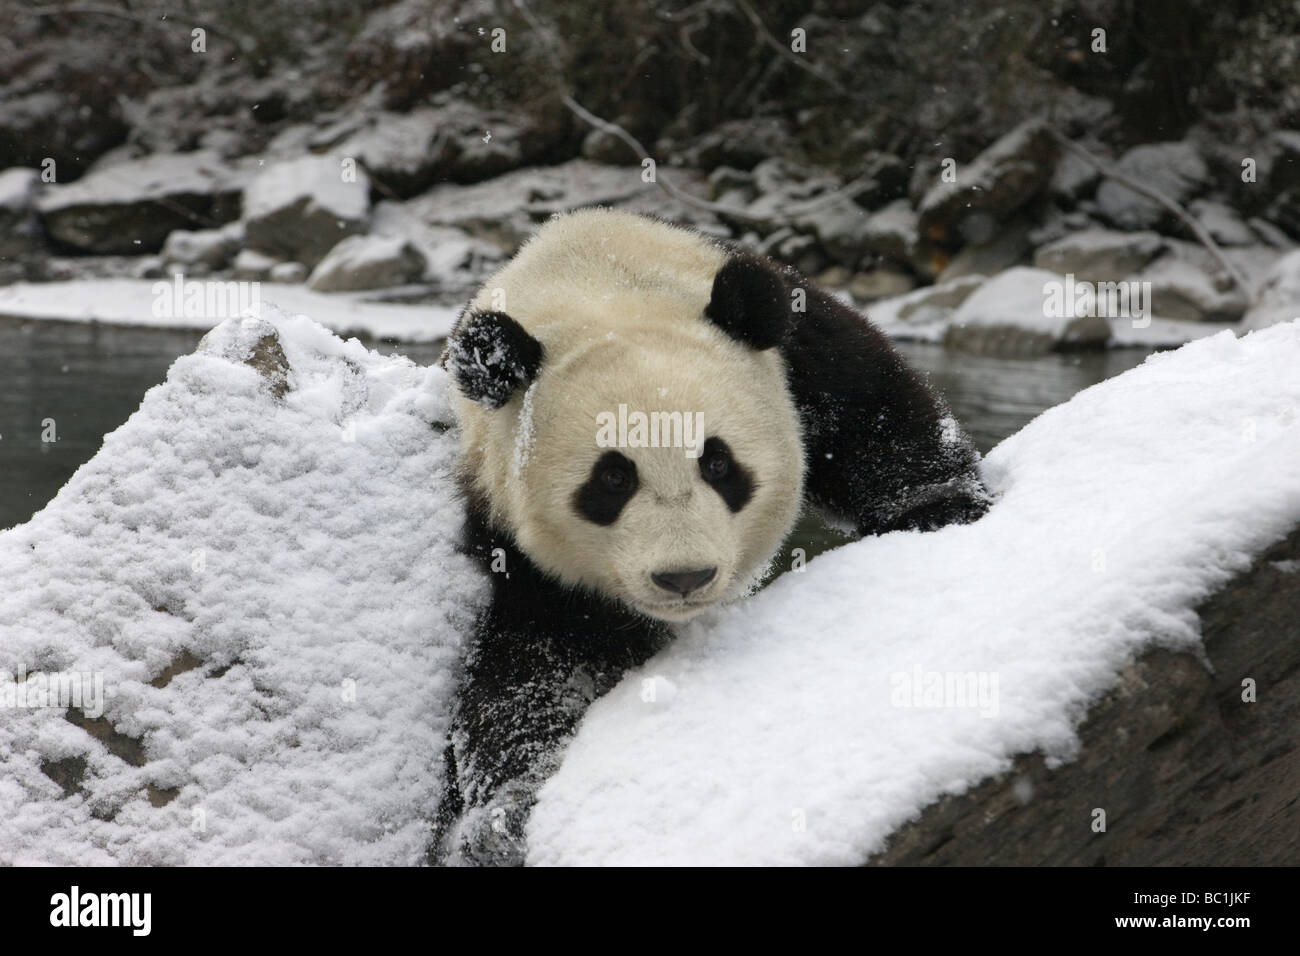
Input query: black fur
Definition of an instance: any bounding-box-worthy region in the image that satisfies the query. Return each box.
[704,248,990,535]
[572,451,639,526]
[445,309,543,408]
[704,256,791,350]
[431,490,668,866]
[698,436,753,513]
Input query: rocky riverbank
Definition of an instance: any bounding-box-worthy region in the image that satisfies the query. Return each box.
[1,1,1298,352]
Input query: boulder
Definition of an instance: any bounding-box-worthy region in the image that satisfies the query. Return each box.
[794,197,870,268]
[860,199,919,266]
[242,155,370,267]
[1135,252,1250,323]
[269,262,309,284]
[0,90,127,179]
[1095,141,1208,231]
[307,235,428,292]
[402,160,689,253]
[938,216,1033,282]
[369,200,499,293]
[161,222,243,273]
[1033,228,1164,283]
[1190,199,1257,247]
[848,267,915,302]
[232,248,279,281]
[945,266,1111,355]
[35,151,243,254]
[917,120,1058,247]
[1240,249,1300,333]
[337,102,559,197]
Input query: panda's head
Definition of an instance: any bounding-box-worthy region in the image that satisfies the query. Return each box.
[447,253,805,623]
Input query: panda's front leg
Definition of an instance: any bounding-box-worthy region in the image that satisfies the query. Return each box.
[433,542,668,866]
[704,255,990,538]
[780,285,991,537]
[436,613,586,866]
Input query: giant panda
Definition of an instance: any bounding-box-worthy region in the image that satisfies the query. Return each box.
[433,208,989,865]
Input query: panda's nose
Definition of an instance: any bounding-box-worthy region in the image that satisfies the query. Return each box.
[651,567,717,597]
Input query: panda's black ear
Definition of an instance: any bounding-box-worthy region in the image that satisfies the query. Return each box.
[446,309,543,408]
[704,255,791,350]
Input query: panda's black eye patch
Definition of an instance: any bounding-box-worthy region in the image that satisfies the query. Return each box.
[699,437,753,512]
[574,451,639,526]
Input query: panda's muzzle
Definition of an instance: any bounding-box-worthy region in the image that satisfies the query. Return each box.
[650,567,717,597]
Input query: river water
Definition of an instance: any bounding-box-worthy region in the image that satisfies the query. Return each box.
[0,317,1149,534]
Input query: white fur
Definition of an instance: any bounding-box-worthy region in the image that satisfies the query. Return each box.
[452,208,806,622]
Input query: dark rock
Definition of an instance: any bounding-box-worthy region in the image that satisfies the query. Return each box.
[1033,228,1164,283]
[0,91,127,180]
[242,155,370,267]
[307,235,428,291]
[337,102,562,197]
[1095,141,1208,232]
[35,151,244,255]
[870,527,1300,865]
[917,120,1058,249]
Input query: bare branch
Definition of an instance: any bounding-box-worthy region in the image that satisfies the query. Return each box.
[733,0,848,96]
[1048,129,1254,301]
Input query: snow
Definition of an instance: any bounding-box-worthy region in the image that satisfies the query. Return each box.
[527,321,1300,865]
[242,154,368,224]
[0,279,459,341]
[0,166,38,211]
[0,308,484,865]
[35,151,241,211]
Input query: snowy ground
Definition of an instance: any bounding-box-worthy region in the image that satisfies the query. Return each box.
[1,310,1297,866]
[0,279,459,342]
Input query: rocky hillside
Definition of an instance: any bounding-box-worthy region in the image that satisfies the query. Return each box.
[1,0,1298,350]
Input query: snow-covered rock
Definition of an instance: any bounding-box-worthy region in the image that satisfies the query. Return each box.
[528,321,1300,865]
[232,248,278,281]
[1240,249,1300,333]
[945,266,1111,354]
[1136,253,1249,323]
[848,267,915,301]
[0,166,42,263]
[0,311,484,865]
[1189,199,1257,247]
[917,120,1058,245]
[337,103,556,197]
[1032,228,1163,283]
[938,216,1033,282]
[242,155,370,267]
[268,261,309,284]
[860,198,919,266]
[308,235,428,292]
[1095,141,1207,231]
[402,159,656,252]
[161,223,243,273]
[35,151,243,254]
